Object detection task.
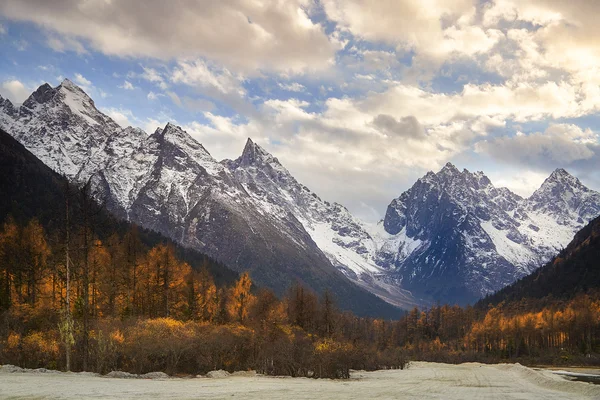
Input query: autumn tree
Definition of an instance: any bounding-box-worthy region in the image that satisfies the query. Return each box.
[0,217,19,310]
[227,272,255,324]
[197,264,218,322]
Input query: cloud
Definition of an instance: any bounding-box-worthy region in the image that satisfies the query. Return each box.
[125,66,170,90]
[119,80,134,90]
[354,81,591,126]
[490,170,552,198]
[46,34,86,54]
[74,73,91,87]
[475,124,599,168]
[279,82,306,92]
[0,23,6,35]
[102,107,135,128]
[371,115,425,139]
[144,114,175,135]
[321,0,502,73]
[13,39,28,51]
[171,60,244,95]
[140,66,163,83]
[0,0,335,74]
[0,79,32,103]
[147,91,160,101]
[166,90,215,113]
[71,73,95,94]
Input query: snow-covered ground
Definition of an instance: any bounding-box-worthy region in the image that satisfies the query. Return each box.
[1,362,599,399]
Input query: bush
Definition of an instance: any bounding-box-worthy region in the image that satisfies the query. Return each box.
[124,318,196,374]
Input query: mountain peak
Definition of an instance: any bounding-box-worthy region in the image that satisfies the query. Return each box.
[159,123,200,145]
[156,123,215,165]
[529,168,593,210]
[541,168,583,189]
[439,162,460,175]
[23,82,57,107]
[59,78,80,91]
[57,78,95,103]
[239,138,279,167]
[549,168,574,180]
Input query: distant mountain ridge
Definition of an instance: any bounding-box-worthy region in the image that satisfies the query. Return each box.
[1,79,599,310]
[380,163,600,304]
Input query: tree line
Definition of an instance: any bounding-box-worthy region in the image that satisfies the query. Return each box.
[1,182,599,376]
[0,213,408,377]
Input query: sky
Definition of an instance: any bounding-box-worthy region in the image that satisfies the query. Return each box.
[1,0,600,222]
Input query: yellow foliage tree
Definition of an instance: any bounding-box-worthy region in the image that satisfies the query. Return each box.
[227,272,255,324]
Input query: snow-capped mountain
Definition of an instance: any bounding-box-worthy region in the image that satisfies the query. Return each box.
[224,138,422,309]
[1,79,599,310]
[380,163,600,304]
[0,80,121,180]
[0,80,402,317]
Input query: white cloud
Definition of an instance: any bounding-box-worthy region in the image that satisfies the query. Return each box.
[0,79,32,103]
[139,66,168,89]
[171,60,244,95]
[490,170,552,198]
[102,107,134,128]
[144,116,173,135]
[475,124,599,168]
[46,34,86,54]
[0,23,6,35]
[166,91,181,107]
[71,73,94,93]
[0,0,335,74]
[322,0,501,62]
[279,82,306,92]
[74,73,91,87]
[13,39,28,51]
[119,80,134,90]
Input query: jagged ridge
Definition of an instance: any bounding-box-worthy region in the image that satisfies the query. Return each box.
[0,81,403,318]
[1,80,599,310]
[380,163,600,304]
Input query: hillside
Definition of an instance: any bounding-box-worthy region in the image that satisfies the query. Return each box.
[0,127,238,287]
[480,215,600,306]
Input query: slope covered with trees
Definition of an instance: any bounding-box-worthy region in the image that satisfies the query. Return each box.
[0,127,408,377]
[0,127,238,286]
[2,124,600,375]
[388,215,600,364]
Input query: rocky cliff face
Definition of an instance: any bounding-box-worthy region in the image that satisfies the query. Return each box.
[1,80,599,310]
[0,81,402,317]
[380,164,600,304]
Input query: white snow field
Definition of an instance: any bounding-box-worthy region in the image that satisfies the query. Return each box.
[1,362,600,399]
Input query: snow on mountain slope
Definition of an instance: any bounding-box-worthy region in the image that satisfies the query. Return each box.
[0,79,121,180]
[380,163,600,304]
[1,80,599,309]
[0,81,402,317]
[224,139,423,309]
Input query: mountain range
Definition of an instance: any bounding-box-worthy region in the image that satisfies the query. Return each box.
[1,79,599,313]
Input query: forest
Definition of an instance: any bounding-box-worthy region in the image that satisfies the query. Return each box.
[1,162,599,377]
[1,209,600,378]
[0,208,409,378]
